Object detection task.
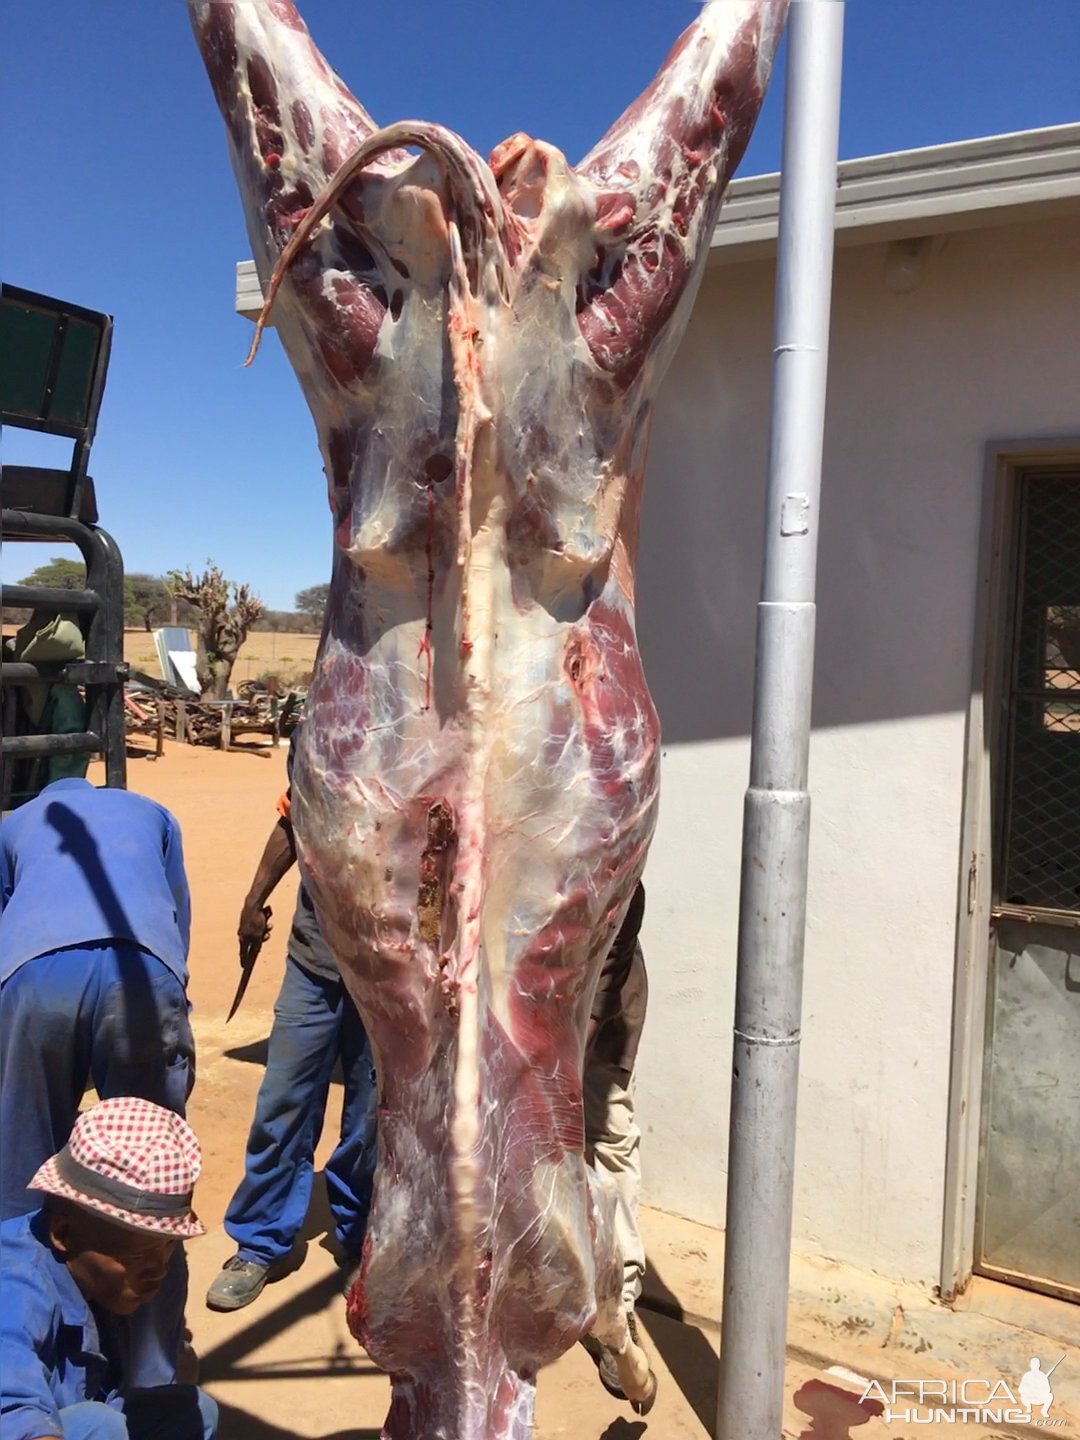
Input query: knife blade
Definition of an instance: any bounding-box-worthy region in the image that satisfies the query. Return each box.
[227,905,272,1022]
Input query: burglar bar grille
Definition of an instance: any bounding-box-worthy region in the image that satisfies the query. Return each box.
[1001,468,1080,912]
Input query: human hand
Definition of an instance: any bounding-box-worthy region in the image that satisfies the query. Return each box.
[238,901,272,968]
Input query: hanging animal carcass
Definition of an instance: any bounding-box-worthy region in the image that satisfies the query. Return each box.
[187,3,787,1434]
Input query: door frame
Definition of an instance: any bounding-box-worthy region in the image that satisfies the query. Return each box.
[940,436,1080,1302]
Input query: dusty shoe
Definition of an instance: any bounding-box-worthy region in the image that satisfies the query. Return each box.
[205,1255,272,1311]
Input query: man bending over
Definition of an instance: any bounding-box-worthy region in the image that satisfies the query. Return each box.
[1,1098,217,1440]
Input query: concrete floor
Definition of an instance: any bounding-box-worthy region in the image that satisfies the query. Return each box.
[185,1195,1079,1440]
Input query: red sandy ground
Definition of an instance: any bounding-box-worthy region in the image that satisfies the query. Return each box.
[93,737,989,1440]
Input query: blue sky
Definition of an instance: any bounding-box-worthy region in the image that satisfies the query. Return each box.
[4,1,1078,609]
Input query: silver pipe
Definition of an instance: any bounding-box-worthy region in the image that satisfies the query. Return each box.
[716,5,845,1439]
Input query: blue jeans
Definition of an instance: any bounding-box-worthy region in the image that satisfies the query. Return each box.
[59,1387,218,1440]
[225,957,377,1264]
[0,943,194,1218]
[0,943,195,1389]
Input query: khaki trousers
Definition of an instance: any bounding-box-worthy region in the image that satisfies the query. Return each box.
[584,1058,644,1309]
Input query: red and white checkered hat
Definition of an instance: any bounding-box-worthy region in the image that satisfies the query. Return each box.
[29,1097,205,1239]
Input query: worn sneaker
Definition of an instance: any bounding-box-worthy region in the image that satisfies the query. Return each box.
[205,1255,272,1311]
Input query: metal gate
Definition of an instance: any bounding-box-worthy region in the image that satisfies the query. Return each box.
[976,465,1080,1303]
[0,283,127,805]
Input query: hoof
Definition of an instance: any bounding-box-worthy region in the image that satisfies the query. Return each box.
[630,1370,658,1417]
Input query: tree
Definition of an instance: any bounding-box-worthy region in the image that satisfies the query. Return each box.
[16,560,199,632]
[15,556,129,624]
[127,574,177,631]
[168,562,265,699]
[18,557,86,590]
[263,609,309,633]
[295,583,329,630]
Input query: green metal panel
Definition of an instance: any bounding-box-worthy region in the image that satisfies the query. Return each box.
[51,317,101,427]
[0,289,106,431]
[0,298,58,420]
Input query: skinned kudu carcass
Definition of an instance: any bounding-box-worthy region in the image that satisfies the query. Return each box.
[188,2,786,1434]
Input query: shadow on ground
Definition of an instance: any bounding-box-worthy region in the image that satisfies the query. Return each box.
[199,1264,376,1383]
[222,1037,270,1066]
[217,1401,380,1440]
[221,1041,346,1089]
[639,1258,718,1430]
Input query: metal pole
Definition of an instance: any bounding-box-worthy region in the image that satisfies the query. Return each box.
[716,5,844,1439]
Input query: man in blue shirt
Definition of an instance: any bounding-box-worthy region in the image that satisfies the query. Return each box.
[0,778,195,1387]
[0,1097,217,1440]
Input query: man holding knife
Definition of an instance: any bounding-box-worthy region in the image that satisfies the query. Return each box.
[206,725,377,1311]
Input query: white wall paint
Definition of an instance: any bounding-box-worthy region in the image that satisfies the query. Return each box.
[634,213,1080,1290]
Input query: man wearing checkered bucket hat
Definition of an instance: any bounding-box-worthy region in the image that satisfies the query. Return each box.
[0,1098,218,1440]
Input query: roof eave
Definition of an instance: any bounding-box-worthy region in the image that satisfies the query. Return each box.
[710,121,1080,264]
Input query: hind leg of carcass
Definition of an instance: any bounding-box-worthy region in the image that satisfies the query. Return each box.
[610,1315,659,1415]
[588,1183,657,1412]
[589,1305,658,1415]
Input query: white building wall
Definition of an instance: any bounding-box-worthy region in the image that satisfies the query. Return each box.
[634,213,1080,1289]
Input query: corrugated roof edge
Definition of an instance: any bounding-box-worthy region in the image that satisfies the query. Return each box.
[236,124,1080,317]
